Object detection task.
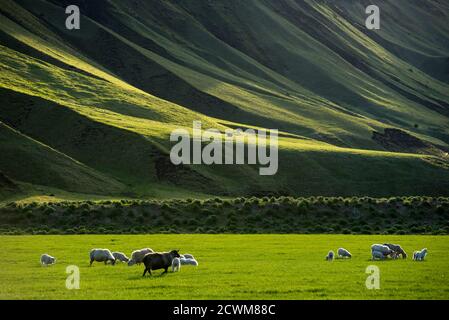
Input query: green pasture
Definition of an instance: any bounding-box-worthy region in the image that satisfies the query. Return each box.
[0,234,448,300]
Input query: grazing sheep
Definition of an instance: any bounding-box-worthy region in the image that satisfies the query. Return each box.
[142,250,181,276]
[413,248,428,261]
[40,254,56,266]
[390,251,399,260]
[128,248,154,266]
[371,244,393,257]
[182,254,195,260]
[89,249,116,266]
[112,252,129,263]
[325,250,334,261]
[337,248,352,259]
[371,250,386,260]
[384,243,407,259]
[172,257,181,272]
[180,258,199,266]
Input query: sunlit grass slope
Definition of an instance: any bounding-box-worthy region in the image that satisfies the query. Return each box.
[1,0,449,199]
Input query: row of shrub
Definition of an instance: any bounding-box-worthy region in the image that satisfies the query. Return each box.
[0,196,448,235]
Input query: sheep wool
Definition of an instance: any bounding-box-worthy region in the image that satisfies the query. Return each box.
[40,254,56,266]
[90,249,116,266]
[128,248,154,266]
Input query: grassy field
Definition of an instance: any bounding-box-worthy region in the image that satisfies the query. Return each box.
[1,234,448,300]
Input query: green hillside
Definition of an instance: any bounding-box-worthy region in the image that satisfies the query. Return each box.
[0,121,124,194]
[1,0,449,200]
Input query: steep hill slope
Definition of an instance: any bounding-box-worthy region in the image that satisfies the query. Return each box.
[0,121,124,194]
[1,0,449,199]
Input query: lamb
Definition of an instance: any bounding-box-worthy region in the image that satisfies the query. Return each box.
[325,250,334,261]
[179,253,198,266]
[413,248,428,261]
[172,257,181,272]
[337,248,352,258]
[40,254,56,266]
[128,248,154,266]
[89,249,116,266]
[182,254,195,260]
[180,258,199,266]
[142,250,181,276]
[384,243,407,259]
[112,252,130,263]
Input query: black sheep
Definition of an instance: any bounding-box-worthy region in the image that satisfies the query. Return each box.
[142,250,181,276]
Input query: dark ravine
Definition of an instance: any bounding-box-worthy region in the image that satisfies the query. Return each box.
[372,128,449,158]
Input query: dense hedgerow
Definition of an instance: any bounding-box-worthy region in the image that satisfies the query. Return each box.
[0,197,448,235]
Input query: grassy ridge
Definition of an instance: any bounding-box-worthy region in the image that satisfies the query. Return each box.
[0,234,448,299]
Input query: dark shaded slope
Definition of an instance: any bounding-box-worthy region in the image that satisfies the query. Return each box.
[12,0,449,145]
[0,88,221,195]
[0,171,20,200]
[0,121,124,194]
[18,0,300,131]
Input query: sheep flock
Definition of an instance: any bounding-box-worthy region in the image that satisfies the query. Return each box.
[39,241,427,278]
[40,246,199,276]
[324,244,427,262]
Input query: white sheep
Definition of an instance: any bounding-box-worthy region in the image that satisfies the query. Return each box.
[371,250,386,260]
[128,248,154,266]
[419,248,428,261]
[89,249,116,266]
[180,258,199,266]
[40,254,56,266]
[371,244,392,257]
[172,257,181,272]
[182,254,195,260]
[325,250,334,261]
[337,248,352,258]
[112,252,129,263]
[413,248,428,261]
